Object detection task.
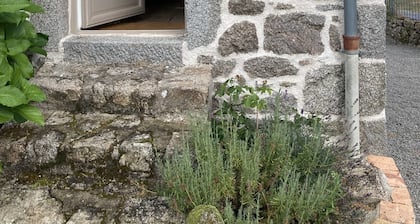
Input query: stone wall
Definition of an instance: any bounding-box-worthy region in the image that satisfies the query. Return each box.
[183,0,387,153]
[387,16,420,45]
[32,0,387,153]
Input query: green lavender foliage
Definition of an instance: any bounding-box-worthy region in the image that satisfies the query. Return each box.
[0,0,48,125]
[159,79,342,223]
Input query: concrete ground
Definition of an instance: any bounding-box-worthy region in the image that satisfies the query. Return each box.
[386,39,420,222]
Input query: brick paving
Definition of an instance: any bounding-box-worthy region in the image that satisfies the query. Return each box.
[368,155,416,224]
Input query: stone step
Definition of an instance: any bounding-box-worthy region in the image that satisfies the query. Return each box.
[32,62,211,116]
[0,110,191,178]
[0,111,190,223]
[0,61,210,223]
[62,35,183,66]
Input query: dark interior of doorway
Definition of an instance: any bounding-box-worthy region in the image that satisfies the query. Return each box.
[90,0,185,30]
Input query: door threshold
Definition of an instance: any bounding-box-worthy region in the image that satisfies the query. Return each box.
[73,29,185,36]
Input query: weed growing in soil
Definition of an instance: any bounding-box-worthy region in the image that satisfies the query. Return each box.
[159,78,342,223]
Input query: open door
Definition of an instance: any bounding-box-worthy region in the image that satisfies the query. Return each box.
[81,0,145,29]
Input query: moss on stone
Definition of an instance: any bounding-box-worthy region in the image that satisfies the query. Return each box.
[186,205,224,224]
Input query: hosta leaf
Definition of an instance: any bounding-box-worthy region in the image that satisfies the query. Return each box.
[0,0,30,13]
[0,12,24,24]
[0,85,27,107]
[31,33,48,48]
[22,80,46,102]
[6,38,31,56]
[10,65,24,87]
[0,40,6,53]
[0,26,4,40]
[0,105,13,123]
[14,104,44,125]
[11,53,33,78]
[24,3,44,13]
[0,55,12,86]
[28,46,47,56]
[0,54,13,79]
[6,20,36,39]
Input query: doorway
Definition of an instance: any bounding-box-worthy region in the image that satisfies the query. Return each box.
[86,0,185,30]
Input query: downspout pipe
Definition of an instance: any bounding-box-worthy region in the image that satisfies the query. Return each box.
[343,0,361,159]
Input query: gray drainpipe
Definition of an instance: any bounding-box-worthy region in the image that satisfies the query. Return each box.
[343,0,361,159]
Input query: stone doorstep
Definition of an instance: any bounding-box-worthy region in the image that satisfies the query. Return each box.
[368,155,416,224]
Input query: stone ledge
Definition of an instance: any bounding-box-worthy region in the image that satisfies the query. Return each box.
[368,155,416,224]
[62,35,183,66]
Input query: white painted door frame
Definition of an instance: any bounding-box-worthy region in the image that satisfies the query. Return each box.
[69,0,184,35]
[80,0,145,29]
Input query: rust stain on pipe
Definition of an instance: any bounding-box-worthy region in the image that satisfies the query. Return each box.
[343,35,360,51]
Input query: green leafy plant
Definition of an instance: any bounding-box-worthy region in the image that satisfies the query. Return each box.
[0,0,48,125]
[159,80,343,223]
[213,77,272,140]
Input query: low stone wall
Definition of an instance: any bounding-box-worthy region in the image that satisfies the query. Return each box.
[387,16,420,45]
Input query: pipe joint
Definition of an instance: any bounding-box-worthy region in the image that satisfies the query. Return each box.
[343,35,361,52]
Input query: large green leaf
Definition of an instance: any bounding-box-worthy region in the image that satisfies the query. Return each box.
[28,46,46,56]
[11,53,33,78]
[23,2,43,13]
[0,85,27,107]
[22,80,46,102]
[31,33,48,47]
[0,105,13,123]
[0,0,30,13]
[6,38,30,55]
[5,20,36,39]
[0,55,12,86]
[14,104,44,125]
[0,12,24,24]
[0,25,4,39]
[0,40,6,53]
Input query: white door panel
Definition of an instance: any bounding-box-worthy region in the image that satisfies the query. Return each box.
[81,0,145,29]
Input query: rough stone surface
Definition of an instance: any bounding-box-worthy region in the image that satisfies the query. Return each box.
[185,0,221,49]
[387,17,420,45]
[265,91,298,115]
[26,131,64,165]
[264,13,325,55]
[119,134,154,173]
[359,62,386,116]
[197,55,215,65]
[119,197,185,223]
[0,130,64,167]
[358,4,387,58]
[304,65,344,115]
[304,63,386,116]
[228,0,265,15]
[244,56,298,78]
[66,210,104,224]
[31,0,68,51]
[0,184,65,224]
[33,62,211,115]
[67,131,116,163]
[218,21,258,56]
[329,25,342,51]
[63,36,183,65]
[210,60,235,78]
[316,4,344,11]
[274,3,294,10]
[361,119,387,155]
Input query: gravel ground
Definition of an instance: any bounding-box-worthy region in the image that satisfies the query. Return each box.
[386,39,420,222]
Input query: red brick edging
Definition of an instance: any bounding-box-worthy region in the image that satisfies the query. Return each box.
[368,155,416,224]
